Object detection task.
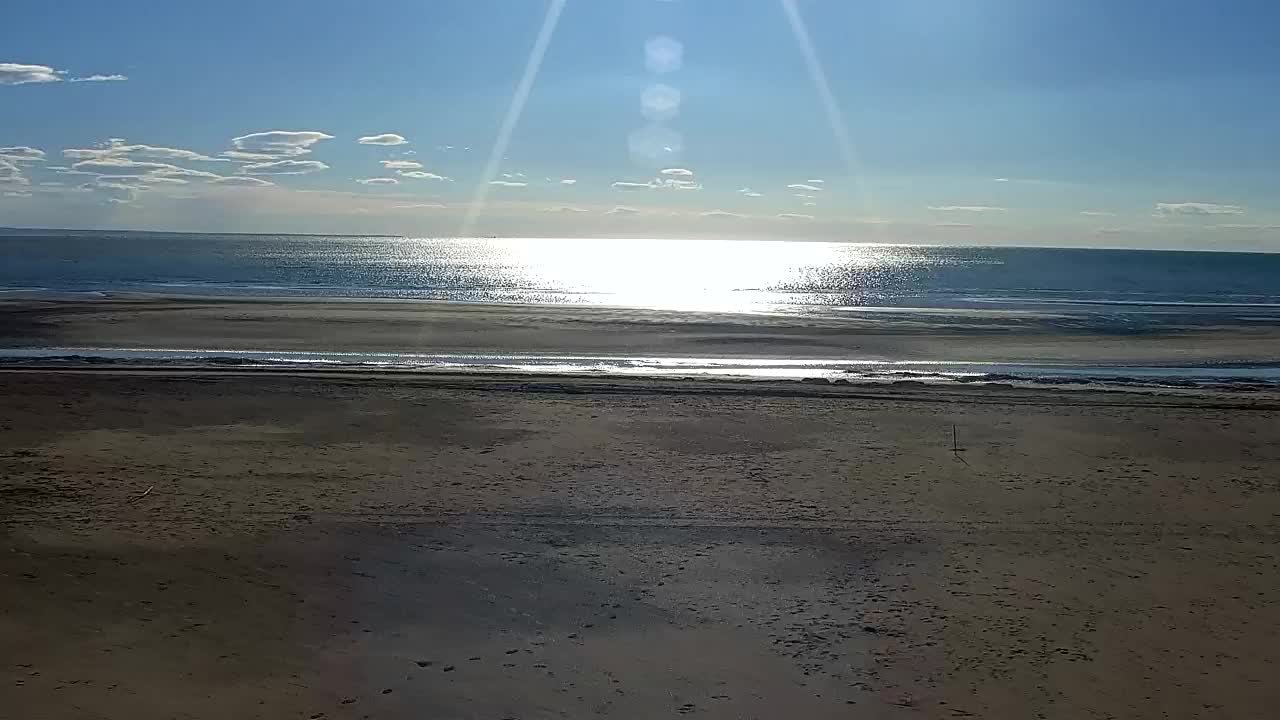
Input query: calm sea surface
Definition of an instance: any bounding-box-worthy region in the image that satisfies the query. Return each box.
[3,231,1280,322]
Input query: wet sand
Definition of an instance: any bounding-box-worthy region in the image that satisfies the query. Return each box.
[5,296,1280,365]
[2,369,1278,719]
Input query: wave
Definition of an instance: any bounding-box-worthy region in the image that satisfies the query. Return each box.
[3,347,1279,390]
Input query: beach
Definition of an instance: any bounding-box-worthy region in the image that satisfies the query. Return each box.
[5,296,1280,368]
[3,366,1278,719]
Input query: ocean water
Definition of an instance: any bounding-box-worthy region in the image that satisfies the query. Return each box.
[3,230,1280,320]
[3,231,1280,387]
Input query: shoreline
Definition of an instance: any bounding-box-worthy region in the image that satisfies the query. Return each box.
[4,296,1280,391]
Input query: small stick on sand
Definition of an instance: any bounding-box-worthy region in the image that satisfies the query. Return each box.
[130,485,154,503]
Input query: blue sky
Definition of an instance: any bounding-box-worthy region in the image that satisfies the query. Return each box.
[2,0,1278,250]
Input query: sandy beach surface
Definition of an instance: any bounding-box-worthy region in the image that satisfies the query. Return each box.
[2,367,1278,719]
[5,296,1280,365]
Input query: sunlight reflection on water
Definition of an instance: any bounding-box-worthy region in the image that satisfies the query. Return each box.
[407,237,927,313]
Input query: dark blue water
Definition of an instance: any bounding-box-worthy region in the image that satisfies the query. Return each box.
[3,230,1279,321]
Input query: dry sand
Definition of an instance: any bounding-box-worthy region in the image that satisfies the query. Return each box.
[2,369,1278,719]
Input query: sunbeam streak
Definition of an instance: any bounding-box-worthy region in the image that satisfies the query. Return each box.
[780,0,873,217]
[460,0,568,238]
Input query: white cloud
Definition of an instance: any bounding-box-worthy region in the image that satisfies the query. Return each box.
[543,206,589,213]
[803,202,817,207]
[1080,211,1116,217]
[221,150,281,162]
[398,170,450,180]
[777,213,814,220]
[806,179,825,184]
[489,180,527,187]
[63,139,221,163]
[71,158,220,179]
[239,159,330,175]
[68,74,127,83]
[933,222,974,228]
[1217,223,1280,230]
[357,177,398,185]
[794,193,816,199]
[612,178,701,191]
[559,178,577,185]
[660,167,694,177]
[96,174,189,186]
[3,191,32,198]
[0,63,128,86]
[738,188,763,198]
[1155,202,1244,216]
[501,172,527,180]
[380,160,422,170]
[606,205,641,216]
[700,210,745,219]
[357,133,408,146]
[612,180,653,190]
[928,205,1006,212]
[392,203,446,209]
[787,183,823,192]
[0,146,45,162]
[993,178,1010,182]
[210,176,274,187]
[0,63,61,85]
[231,130,334,158]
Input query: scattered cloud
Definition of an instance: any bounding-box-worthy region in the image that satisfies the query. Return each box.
[803,202,817,207]
[221,150,281,162]
[501,172,527,180]
[210,176,273,187]
[559,179,577,185]
[612,178,701,191]
[1096,227,1149,235]
[700,210,745,219]
[1,62,127,86]
[357,133,408,146]
[543,206,589,213]
[68,74,127,83]
[0,146,45,162]
[660,167,693,177]
[1155,202,1244,216]
[806,179,825,184]
[993,178,1010,182]
[1080,211,1116,217]
[231,131,334,158]
[380,160,422,170]
[357,177,398,185]
[777,213,814,220]
[606,205,641,216]
[932,222,974,228]
[392,203,446,209]
[71,158,220,180]
[239,159,330,176]
[398,170,450,181]
[489,180,527,187]
[1217,223,1280,230]
[794,193,816,200]
[787,183,823,192]
[64,139,221,163]
[612,180,653,190]
[738,187,763,198]
[3,191,32,198]
[928,205,1006,213]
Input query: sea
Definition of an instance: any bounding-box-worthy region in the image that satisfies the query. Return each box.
[3,229,1280,387]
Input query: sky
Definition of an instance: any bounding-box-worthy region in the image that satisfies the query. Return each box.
[2,0,1279,250]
